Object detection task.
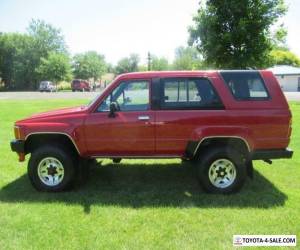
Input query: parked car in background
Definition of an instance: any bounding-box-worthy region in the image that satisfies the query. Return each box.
[11,71,293,193]
[71,79,91,92]
[39,81,57,92]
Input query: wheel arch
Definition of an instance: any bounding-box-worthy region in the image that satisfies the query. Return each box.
[25,132,81,156]
[185,136,251,159]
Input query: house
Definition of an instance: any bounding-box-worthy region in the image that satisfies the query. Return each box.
[267,65,300,92]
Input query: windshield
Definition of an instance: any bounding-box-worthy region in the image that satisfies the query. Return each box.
[87,93,102,107]
[40,81,49,87]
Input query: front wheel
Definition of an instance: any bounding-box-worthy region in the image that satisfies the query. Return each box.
[28,145,76,192]
[196,147,247,194]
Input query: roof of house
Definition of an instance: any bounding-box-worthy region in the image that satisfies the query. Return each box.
[267,65,300,76]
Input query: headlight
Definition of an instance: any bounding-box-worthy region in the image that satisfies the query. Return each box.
[14,126,21,139]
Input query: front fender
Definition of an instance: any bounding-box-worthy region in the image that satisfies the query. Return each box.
[21,122,87,156]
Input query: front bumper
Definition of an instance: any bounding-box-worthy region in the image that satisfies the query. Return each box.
[251,148,293,160]
[10,139,25,153]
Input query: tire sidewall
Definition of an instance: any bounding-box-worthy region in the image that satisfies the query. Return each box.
[28,146,75,192]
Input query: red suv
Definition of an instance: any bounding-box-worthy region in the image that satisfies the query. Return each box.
[71,79,91,92]
[11,71,293,193]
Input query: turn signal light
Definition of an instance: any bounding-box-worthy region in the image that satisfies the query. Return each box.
[14,126,21,139]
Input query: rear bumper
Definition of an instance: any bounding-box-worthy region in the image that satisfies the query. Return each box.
[251,148,293,160]
[10,139,25,153]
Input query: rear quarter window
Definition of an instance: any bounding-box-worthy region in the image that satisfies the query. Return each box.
[220,71,270,101]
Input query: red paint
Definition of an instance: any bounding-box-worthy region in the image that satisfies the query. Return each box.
[14,70,292,158]
[71,79,91,92]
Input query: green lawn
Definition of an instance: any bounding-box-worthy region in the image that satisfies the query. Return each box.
[0,99,299,250]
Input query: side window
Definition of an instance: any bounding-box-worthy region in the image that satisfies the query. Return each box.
[220,71,269,100]
[161,78,223,109]
[98,80,149,112]
[164,79,187,102]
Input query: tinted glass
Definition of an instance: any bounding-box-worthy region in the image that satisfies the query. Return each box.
[98,80,149,112]
[221,71,269,100]
[161,78,222,109]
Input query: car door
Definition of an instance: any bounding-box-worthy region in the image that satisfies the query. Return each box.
[84,79,155,156]
[155,77,224,156]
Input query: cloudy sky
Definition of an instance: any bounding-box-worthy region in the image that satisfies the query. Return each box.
[0,0,299,65]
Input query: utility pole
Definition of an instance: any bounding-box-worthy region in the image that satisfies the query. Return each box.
[147,52,152,71]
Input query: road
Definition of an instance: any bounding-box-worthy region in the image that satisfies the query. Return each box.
[0,91,100,100]
[0,91,300,101]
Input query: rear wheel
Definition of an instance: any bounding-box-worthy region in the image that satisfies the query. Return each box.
[196,146,247,194]
[28,145,76,192]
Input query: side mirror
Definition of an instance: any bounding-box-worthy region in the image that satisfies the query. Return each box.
[109,102,118,118]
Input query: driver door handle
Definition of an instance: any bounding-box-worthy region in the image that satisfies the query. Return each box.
[138,115,150,121]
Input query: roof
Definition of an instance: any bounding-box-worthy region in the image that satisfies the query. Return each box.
[117,71,215,80]
[267,65,300,76]
[116,70,262,80]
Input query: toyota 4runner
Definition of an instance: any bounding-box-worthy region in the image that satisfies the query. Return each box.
[11,70,293,193]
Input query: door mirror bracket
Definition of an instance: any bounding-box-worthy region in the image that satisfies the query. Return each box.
[109,102,118,118]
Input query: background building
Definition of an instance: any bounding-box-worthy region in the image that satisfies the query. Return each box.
[267,65,300,92]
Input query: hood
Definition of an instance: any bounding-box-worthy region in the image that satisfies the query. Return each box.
[17,106,88,123]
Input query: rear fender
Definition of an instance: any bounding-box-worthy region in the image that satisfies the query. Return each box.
[187,126,254,157]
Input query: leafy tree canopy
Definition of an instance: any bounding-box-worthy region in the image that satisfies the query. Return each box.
[27,19,67,55]
[172,46,203,70]
[36,52,72,83]
[73,51,107,80]
[151,56,170,71]
[115,54,140,74]
[0,33,35,89]
[0,19,69,89]
[270,49,300,66]
[189,0,287,69]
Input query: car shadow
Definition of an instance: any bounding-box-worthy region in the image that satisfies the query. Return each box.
[0,162,287,214]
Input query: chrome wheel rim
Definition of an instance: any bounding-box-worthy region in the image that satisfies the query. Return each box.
[208,159,236,189]
[37,157,64,186]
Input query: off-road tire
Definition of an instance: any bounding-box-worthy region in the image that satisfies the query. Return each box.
[196,146,247,194]
[28,145,76,192]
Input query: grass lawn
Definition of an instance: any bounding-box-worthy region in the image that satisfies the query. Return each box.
[0,99,299,249]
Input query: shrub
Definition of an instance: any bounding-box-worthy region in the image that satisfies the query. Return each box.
[57,81,71,91]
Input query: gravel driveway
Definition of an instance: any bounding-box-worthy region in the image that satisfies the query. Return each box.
[0,91,299,101]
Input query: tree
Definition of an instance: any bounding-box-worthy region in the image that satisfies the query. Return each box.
[270,49,300,66]
[36,52,72,83]
[271,24,288,50]
[73,51,107,80]
[27,19,67,55]
[267,22,300,67]
[0,20,69,90]
[115,54,140,74]
[189,0,287,69]
[151,56,170,71]
[26,19,68,87]
[172,46,203,70]
[0,33,34,89]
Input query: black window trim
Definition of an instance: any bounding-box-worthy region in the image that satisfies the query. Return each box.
[96,79,151,113]
[219,70,271,101]
[156,77,225,110]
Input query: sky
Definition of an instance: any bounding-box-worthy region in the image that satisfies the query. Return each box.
[0,0,299,65]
